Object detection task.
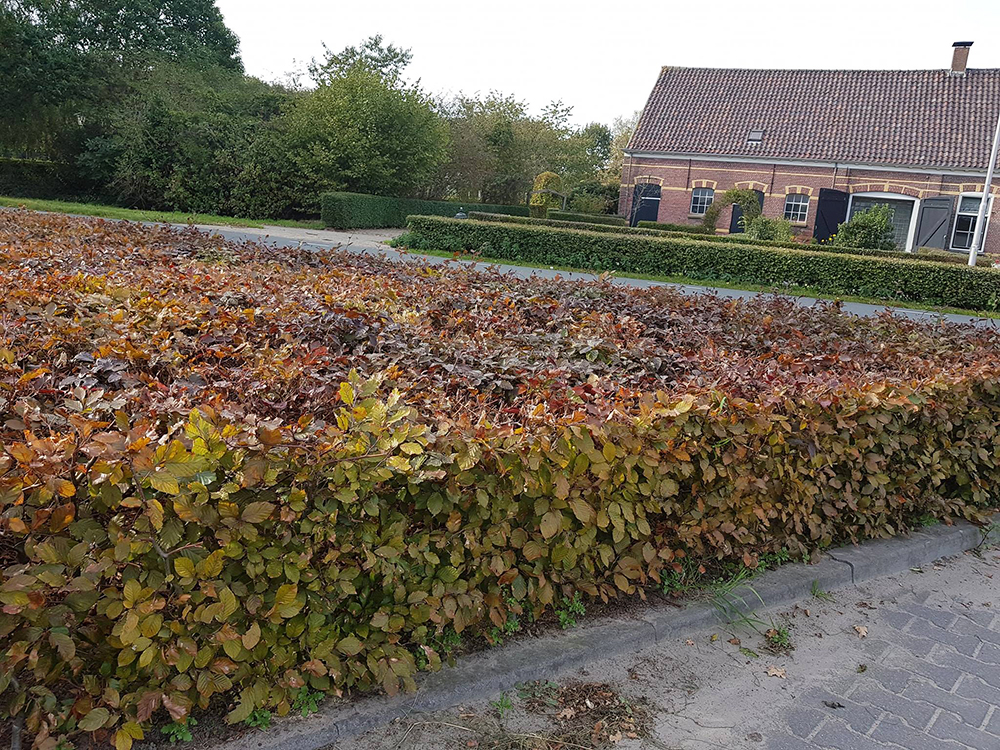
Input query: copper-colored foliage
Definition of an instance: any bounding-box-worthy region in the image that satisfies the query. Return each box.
[0,210,997,748]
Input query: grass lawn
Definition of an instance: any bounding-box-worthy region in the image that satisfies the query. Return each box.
[0,195,324,230]
[408,247,1000,320]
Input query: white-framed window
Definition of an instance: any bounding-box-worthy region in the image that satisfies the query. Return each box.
[783,193,809,223]
[690,187,714,215]
[950,193,992,251]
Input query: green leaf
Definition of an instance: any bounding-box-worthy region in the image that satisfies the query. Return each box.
[123,579,142,608]
[242,622,261,650]
[79,707,111,731]
[568,498,595,525]
[339,381,355,406]
[337,635,363,655]
[149,472,180,495]
[218,586,238,620]
[241,502,275,524]
[174,557,196,579]
[226,699,253,725]
[49,631,76,660]
[540,510,562,539]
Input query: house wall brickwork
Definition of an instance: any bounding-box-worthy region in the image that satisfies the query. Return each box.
[619,155,1000,254]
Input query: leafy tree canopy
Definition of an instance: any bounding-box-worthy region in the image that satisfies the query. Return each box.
[309,34,412,84]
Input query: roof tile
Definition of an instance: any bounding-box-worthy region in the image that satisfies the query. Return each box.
[628,67,1000,170]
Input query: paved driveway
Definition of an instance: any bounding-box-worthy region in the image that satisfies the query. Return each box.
[177,222,998,330]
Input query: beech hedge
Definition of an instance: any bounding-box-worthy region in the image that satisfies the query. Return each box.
[404,215,1000,310]
[478,213,975,266]
[467,211,682,236]
[320,191,528,229]
[3,210,999,747]
[636,220,712,234]
[547,210,627,226]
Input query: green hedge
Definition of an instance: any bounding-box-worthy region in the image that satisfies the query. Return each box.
[637,220,711,234]
[0,158,94,200]
[468,211,682,237]
[548,210,626,226]
[404,215,1000,311]
[472,212,981,268]
[320,192,528,229]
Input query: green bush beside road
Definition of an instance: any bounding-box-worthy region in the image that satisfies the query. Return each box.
[404,215,1000,311]
[321,192,527,229]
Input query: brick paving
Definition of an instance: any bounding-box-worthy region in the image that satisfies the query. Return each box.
[769,590,1000,750]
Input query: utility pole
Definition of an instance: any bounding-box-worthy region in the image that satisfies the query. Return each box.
[969,103,1000,266]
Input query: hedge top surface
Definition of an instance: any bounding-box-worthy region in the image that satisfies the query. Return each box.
[3,210,997,427]
[411,214,993,273]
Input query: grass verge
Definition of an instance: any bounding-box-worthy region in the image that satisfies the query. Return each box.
[0,195,324,230]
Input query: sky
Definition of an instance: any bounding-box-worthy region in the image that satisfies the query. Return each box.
[217,0,1000,127]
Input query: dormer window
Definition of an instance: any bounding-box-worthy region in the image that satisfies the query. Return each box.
[747,129,765,144]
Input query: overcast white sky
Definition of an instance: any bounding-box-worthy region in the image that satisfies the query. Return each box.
[217,0,1000,127]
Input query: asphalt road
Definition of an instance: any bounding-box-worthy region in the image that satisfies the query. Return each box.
[176,221,1000,329]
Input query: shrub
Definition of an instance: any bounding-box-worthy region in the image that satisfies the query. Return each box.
[568,181,620,215]
[320,192,527,229]
[2,210,999,747]
[701,188,762,230]
[568,193,610,215]
[0,158,95,201]
[548,211,626,226]
[404,215,1000,311]
[529,171,563,211]
[830,204,897,250]
[741,215,794,242]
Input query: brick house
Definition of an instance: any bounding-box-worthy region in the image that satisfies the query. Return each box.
[618,42,1000,254]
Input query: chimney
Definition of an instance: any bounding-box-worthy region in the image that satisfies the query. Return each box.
[950,41,973,76]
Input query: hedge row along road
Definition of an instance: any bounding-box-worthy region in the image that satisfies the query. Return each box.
[402,215,1000,314]
[132,218,998,329]
[2,209,999,747]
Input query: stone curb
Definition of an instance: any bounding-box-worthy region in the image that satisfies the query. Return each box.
[216,517,996,750]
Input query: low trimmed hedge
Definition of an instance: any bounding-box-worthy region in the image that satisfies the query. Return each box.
[320,192,528,229]
[404,215,1000,311]
[637,220,711,234]
[467,213,984,268]
[468,211,683,237]
[548,210,627,226]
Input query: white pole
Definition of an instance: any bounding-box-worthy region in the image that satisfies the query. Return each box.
[969,105,1000,266]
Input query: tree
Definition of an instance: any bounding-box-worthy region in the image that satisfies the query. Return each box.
[601,111,640,186]
[76,62,292,212]
[0,0,243,163]
[309,34,412,84]
[530,171,563,216]
[2,0,241,69]
[281,66,447,201]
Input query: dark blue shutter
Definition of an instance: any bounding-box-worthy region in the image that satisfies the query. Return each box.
[813,189,849,242]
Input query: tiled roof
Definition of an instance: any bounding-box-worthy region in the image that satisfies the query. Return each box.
[627,66,1000,170]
